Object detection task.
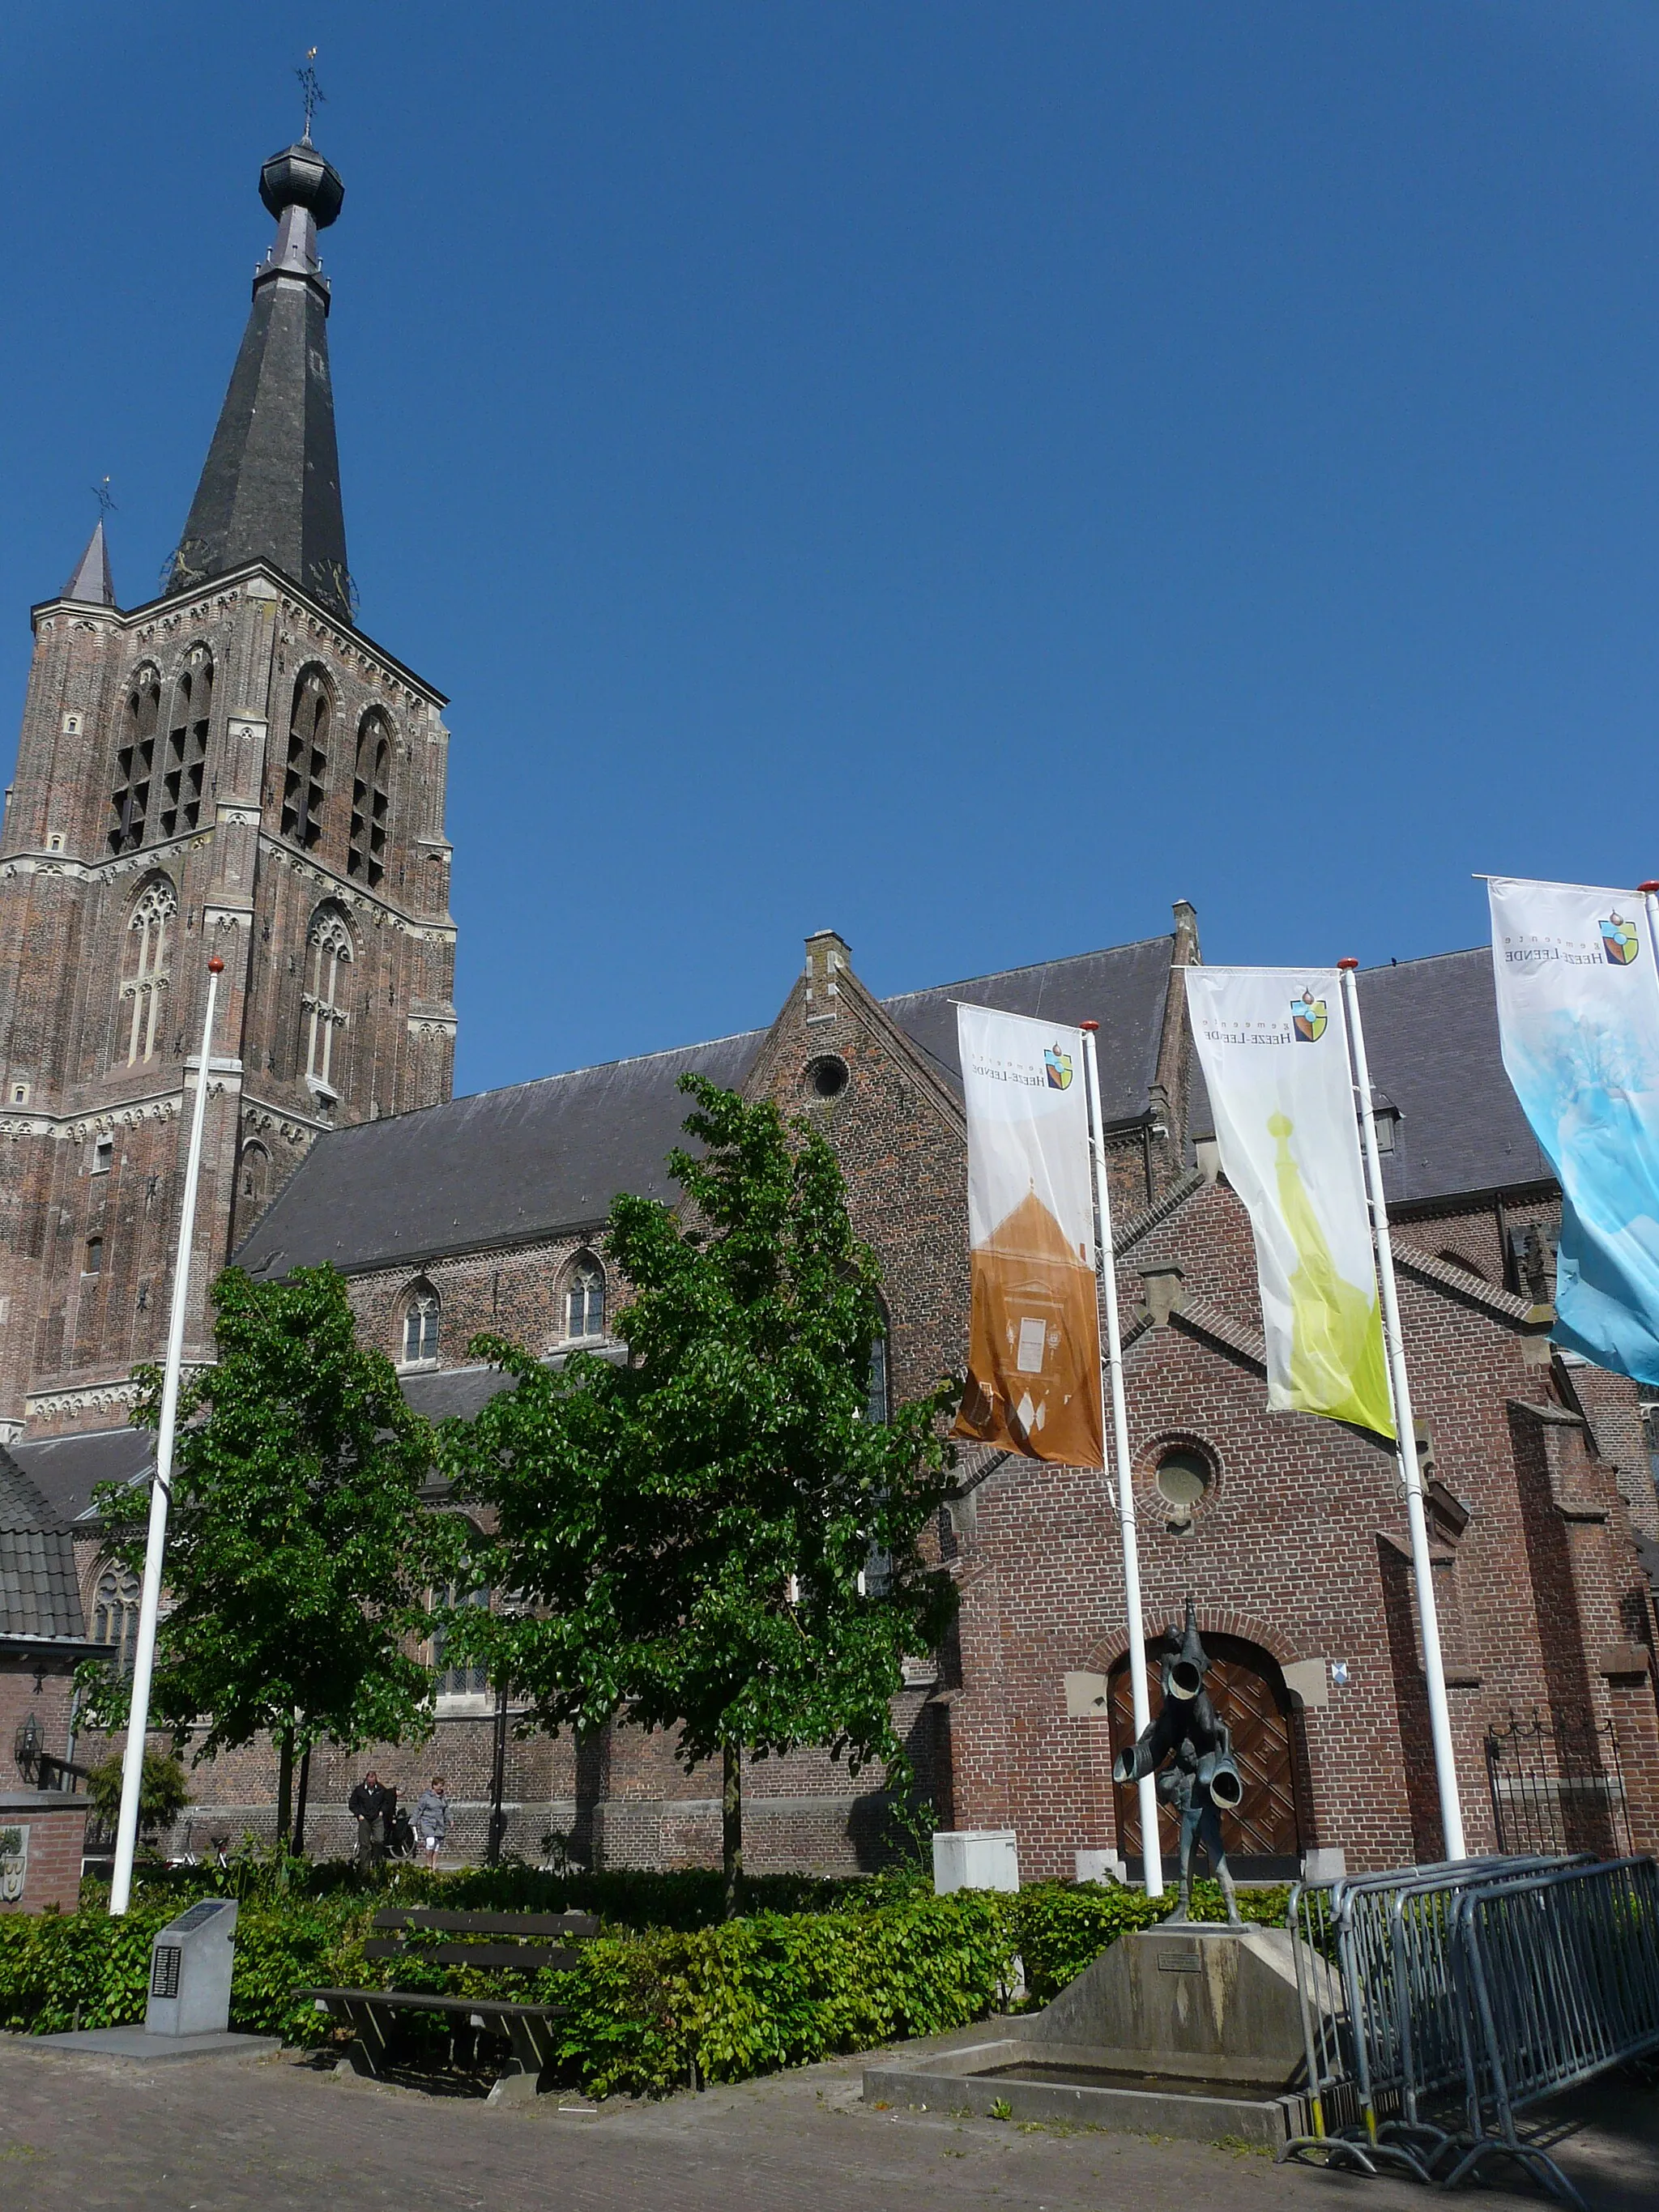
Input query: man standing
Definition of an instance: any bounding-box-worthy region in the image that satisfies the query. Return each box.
[348,1770,394,1865]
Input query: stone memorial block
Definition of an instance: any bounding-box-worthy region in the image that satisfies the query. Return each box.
[146,1896,239,2037]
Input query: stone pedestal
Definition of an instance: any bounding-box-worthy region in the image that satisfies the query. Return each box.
[862,1923,1339,2146]
[1026,1923,1323,2085]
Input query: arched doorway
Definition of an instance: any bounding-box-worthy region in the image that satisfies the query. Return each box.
[1107,1633,1305,1880]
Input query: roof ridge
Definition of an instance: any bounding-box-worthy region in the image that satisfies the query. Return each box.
[880,933,1176,1009]
[299,1026,770,1138]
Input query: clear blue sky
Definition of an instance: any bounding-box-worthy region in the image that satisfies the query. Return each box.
[6,4,1659,1093]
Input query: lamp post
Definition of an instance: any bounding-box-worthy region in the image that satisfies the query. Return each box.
[109,953,225,1915]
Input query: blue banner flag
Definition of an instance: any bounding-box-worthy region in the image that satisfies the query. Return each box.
[1489,876,1659,1384]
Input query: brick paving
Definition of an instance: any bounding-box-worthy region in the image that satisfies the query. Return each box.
[2,2036,1656,2212]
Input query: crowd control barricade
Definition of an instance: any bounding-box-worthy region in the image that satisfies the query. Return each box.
[1441,1856,1659,2206]
[1280,1856,1594,2193]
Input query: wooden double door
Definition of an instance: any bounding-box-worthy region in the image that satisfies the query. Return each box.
[1107,1634,1305,1880]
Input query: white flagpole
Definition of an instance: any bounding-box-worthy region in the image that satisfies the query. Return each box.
[1639,881,1659,965]
[109,953,225,1916]
[1337,959,1466,1861]
[1081,1021,1163,1895]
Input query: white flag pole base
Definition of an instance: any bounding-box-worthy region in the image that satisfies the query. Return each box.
[1338,960,1467,1863]
[109,955,225,1917]
[1082,1024,1164,1899]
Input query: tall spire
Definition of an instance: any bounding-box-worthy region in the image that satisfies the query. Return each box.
[62,519,117,607]
[169,139,352,621]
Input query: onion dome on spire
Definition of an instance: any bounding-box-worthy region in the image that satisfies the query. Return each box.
[168,136,353,621]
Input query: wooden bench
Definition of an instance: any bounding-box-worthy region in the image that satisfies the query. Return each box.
[299,1907,599,2103]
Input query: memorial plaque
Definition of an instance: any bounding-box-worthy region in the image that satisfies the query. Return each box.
[145,1895,239,2037]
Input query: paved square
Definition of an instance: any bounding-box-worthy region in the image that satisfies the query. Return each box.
[3,2035,1657,2212]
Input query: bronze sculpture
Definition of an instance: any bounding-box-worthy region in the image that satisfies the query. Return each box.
[1111,1596,1244,1924]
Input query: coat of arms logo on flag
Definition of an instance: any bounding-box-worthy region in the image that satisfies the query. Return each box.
[1600,912,1640,966]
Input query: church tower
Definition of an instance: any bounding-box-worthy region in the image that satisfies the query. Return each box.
[0,131,458,1439]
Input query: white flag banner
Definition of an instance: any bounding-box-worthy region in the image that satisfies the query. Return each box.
[953,1004,1103,1468]
[1488,877,1659,1384]
[1186,966,1394,1438]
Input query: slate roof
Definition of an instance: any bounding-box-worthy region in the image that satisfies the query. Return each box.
[881,936,1176,1124]
[0,1447,90,1643]
[235,938,1181,1281]
[1187,948,1554,1208]
[173,142,351,620]
[10,1427,155,1531]
[61,519,116,607]
[235,1029,766,1279]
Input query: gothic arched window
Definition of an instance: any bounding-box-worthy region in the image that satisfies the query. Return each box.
[283,668,332,850]
[120,876,178,1067]
[303,906,353,1092]
[348,712,391,888]
[92,1564,142,1677]
[159,647,213,838]
[866,1328,890,1426]
[109,667,161,853]
[564,1256,606,1342]
[401,1281,441,1366]
[239,1141,270,1205]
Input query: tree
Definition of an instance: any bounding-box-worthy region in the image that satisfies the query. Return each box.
[442,1075,961,1914]
[86,1750,190,1844]
[83,1264,467,1844]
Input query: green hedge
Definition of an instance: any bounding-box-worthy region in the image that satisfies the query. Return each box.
[0,1875,1289,2094]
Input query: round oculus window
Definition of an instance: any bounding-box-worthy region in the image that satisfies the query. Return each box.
[1154,1447,1212,1511]
[804,1055,850,1100]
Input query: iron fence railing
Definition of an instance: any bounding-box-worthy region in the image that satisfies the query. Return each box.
[1484,1709,1632,1860]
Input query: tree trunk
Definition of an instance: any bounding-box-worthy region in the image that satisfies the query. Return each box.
[292,1747,312,1857]
[275,1728,294,1849]
[722,1741,743,1920]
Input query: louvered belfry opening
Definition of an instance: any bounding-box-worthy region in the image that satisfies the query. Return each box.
[109,671,161,852]
[348,711,390,887]
[284,668,331,848]
[159,650,212,837]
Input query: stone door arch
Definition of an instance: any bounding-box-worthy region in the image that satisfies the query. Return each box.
[1107,1633,1306,1880]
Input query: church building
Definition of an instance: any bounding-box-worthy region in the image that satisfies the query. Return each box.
[3,134,1657,1883]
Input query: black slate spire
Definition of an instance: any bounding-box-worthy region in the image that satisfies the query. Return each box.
[62,518,117,607]
[170,139,352,621]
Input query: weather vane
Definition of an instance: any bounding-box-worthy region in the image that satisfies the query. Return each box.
[296,46,326,143]
[91,476,116,519]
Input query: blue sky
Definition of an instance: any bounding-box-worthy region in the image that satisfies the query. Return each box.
[6,4,1659,1093]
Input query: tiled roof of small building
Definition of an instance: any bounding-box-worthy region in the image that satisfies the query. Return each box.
[234,935,1181,1281]
[0,1447,89,1642]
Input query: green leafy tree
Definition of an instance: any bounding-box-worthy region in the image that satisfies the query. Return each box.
[83,1264,467,1844]
[85,1750,190,1843]
[443,1075,961,1914]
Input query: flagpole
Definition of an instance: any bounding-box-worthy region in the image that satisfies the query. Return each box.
[1337,959,1467,1861]
[1080,1022,1163,1896]
[109,953,225,1916]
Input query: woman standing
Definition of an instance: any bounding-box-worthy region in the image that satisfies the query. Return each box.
[412,1775,450,1870]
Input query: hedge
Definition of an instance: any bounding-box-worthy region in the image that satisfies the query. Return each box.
[0,1874,1288,2095]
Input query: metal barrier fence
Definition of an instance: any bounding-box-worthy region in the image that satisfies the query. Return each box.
[1446,1857,1659,2200]
[1280,1854,1657,2210]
